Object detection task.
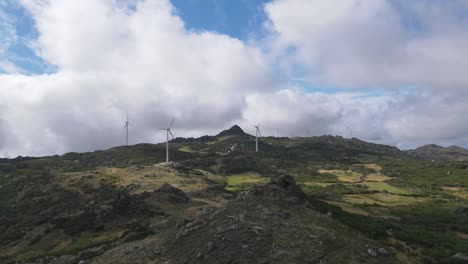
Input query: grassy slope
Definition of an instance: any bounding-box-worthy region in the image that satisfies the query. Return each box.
[0,134,467,263]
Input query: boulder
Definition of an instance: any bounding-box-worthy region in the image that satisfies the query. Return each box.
[269,175,305,199]
[244,175,305,200]
[155,184,189,203]
[270,175,296,188]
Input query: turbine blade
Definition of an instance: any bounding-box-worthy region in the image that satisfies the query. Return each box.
[169,130,174,139]
[169,117,175,129]
[258,129,262,137]
[129,123,134,128]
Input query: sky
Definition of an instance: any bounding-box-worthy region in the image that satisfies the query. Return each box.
[0,0,468,157]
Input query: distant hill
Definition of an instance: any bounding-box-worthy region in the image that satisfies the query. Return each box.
[406,144,468,161]
[215,124,249,137]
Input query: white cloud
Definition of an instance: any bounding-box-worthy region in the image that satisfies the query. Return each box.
[0,59,23,74]
[0,0,467,157]
[242,88,468,149]
[0,0,274,156]
[265,0,468,89]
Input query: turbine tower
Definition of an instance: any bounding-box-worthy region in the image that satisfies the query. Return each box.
[253,123,262,153]
[159,118,175,163]
[124,113,134,146]
[346,126,353,138]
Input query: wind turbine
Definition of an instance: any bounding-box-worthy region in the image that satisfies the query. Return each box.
[124,113,134,146]
[346,126,353,138]
[253,123,262,153]
[159,118,175,163]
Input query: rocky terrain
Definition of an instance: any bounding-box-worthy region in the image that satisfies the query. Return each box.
[407,144,468,161]
[0,125,467,263]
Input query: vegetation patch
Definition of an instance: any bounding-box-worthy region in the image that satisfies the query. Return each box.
[342,193,427,206]
[381,159,468,187]
[225,173,269,191]
[440,186,468,199]
[319,169,363,183]
[365,173,391,182]
[302,183,353,199]
[363,163,383,172]
[303,182,335,187]
[178,146,196,153]
[363,182,413,195]
[324,200,369,216]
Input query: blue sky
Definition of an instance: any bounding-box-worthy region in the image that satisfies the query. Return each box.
[0,0,408,94]
[0,0,467,156]
[0,1,49,74]
[0,0,270,75]
[171,0,270,39]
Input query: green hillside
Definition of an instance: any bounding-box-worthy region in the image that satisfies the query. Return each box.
[0,125,467,263]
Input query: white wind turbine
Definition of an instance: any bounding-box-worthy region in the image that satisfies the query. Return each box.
[253,123,262,153]
[159,118,175,163]
[124,113,134,146]
[346,126,353,138]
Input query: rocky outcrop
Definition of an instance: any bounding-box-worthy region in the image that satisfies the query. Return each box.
[159,175,397,264]
[215,125,247,137]
[154,183,189,203]
[244,175,306,201]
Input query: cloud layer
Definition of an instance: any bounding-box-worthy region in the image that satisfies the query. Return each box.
[265,0,468,89]
[0,0,467,157]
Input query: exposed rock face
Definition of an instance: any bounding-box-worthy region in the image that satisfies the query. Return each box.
[154,183,189,203]
[157,175,397,264]
[215,125,247,137]
[244,175,306,200]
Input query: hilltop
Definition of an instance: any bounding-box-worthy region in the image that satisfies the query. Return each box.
[406,144,468,161]
[215,125,249,137]
[0,125,467,263]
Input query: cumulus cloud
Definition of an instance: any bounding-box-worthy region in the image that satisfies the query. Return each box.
[0,0,467,157]
[242,89,394,141]
[242,88,468,149]
[265,0,468,89]
[0,0,275,156]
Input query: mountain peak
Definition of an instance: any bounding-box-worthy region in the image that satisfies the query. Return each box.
[216,125,246,137]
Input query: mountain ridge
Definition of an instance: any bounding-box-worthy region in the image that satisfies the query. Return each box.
[0,125,467,263]
[406,144,468,161]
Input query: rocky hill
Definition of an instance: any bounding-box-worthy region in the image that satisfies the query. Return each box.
[406,144,468,161]
[215,125,249,137]
[0,125,467,263]
[91,176,397,264]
